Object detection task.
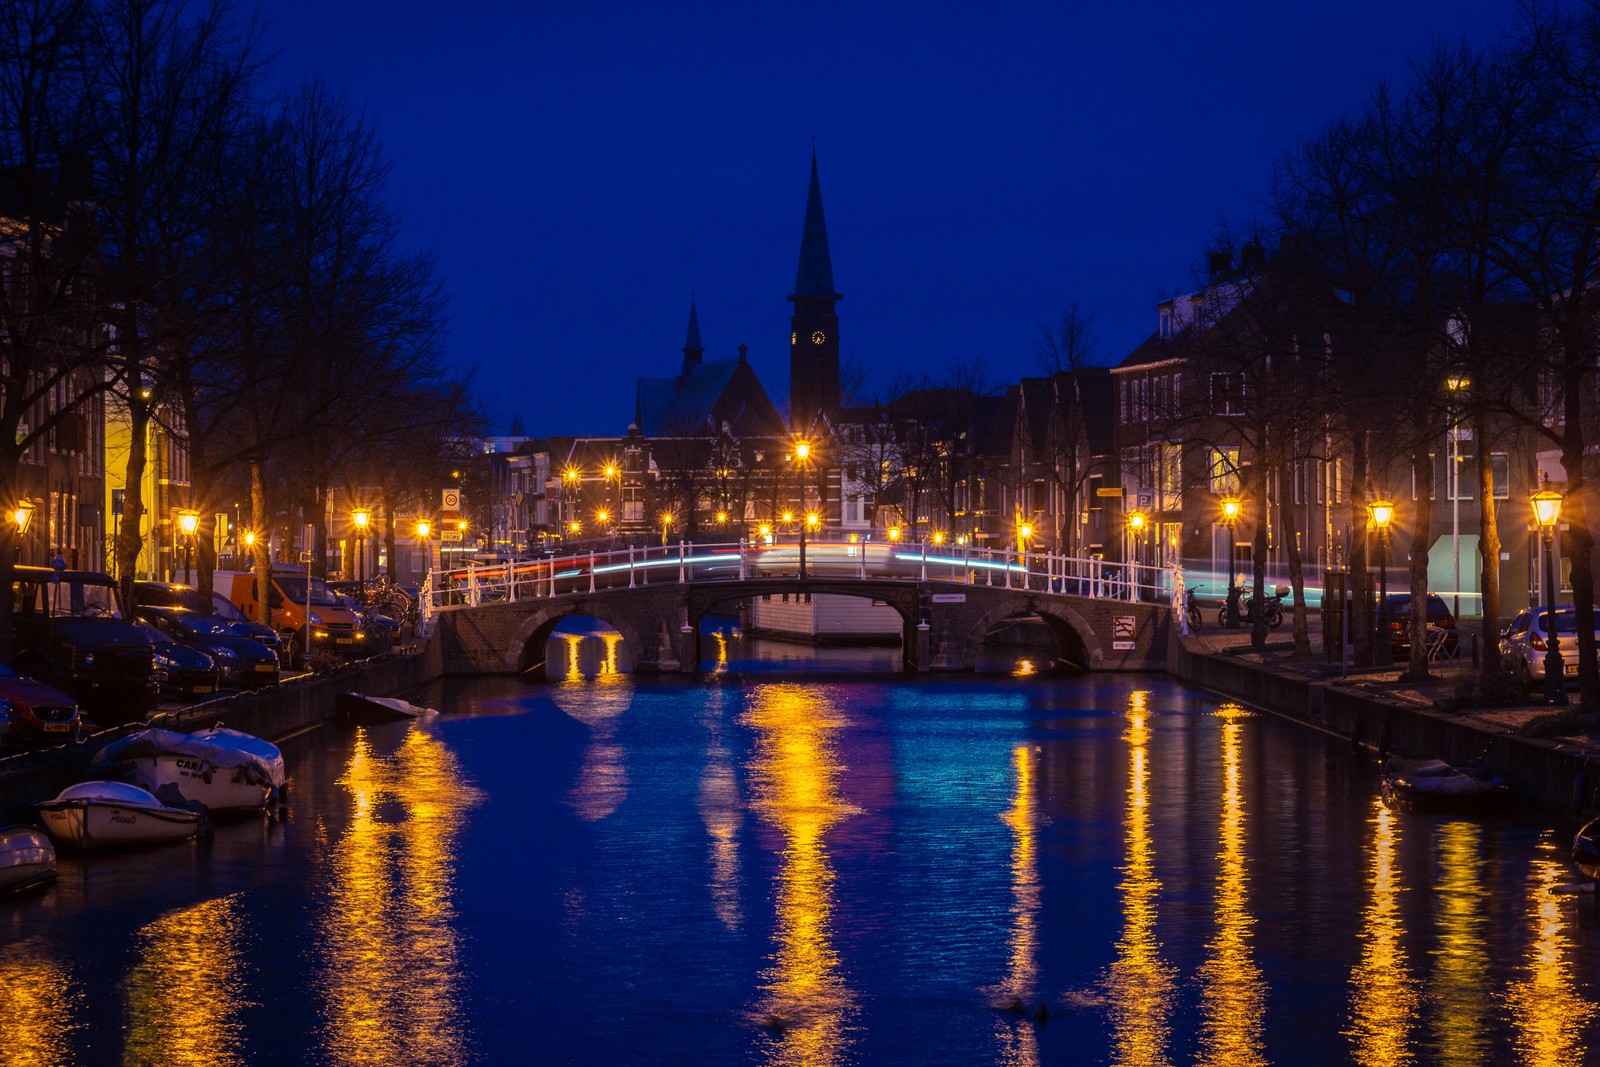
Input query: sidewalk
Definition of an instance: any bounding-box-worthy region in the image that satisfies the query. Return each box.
[1179,608,1600,756]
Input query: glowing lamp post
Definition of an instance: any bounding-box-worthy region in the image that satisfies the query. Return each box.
[351,506,371,589]
[888,526,902,542]
[177,508,200,583]
[416,520,432,591]
[1222,495,1242,626]
[1531,480,1566,705]
[1369,498,1395,667]
[1446,373,1470,619]
[1127,509,1147,600]
[660,511,673,546]
[11,499,34,564]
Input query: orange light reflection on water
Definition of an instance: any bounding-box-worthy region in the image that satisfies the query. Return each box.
[992,744,1041,1067]
[1197,704,1265,1067]
[1345,797,1419,1066]
[744,682,859,1066]
[554,631,632,821]
[124,894,250,1067]
[1506,836,1596,1064]
[1104,688,1176,1067]
[698,686,744,930]
[318,727,483,1067]
[0,942,82,1065]
[1428,822,1490,1066]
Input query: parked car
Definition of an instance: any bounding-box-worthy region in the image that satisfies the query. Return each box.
[1500,606,1600,691]
[9,566,157,722]
[334,594,399,653]
[134,581,284,663]
[0,664,83,745]
[132,620,221,701]
[1378,592,1458,658]
[133,606,281,689]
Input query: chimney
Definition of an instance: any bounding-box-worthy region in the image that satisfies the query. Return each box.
[1208,251,1231,280]
[1240,242,1266,271]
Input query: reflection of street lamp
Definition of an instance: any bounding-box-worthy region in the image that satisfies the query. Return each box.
[1369,498,1394,667]
[352,506,371,589]
[177,508,200,583]
[1532,479,1566,705]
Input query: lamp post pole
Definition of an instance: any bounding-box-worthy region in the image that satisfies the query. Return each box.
[1370,498,1394,668]
[1446,373,1469,620]
[1222,496,1241,627]
[1532,480,1566,705]
[12,500,35,566]
[352,507,371,593]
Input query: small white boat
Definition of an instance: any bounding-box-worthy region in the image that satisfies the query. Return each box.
[35,781,202,850]
[89,726,286,815]
[0,824,57,894]
[337,691,438,723]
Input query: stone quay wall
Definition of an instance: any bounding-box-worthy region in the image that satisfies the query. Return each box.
[0,637,446,824]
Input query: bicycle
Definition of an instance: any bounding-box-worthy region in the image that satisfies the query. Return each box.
[1185,586,1203,632]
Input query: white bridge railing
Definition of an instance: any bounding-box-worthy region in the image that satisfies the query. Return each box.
[418,529,1173,625]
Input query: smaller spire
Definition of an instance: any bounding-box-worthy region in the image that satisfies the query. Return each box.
[681,295,704,375]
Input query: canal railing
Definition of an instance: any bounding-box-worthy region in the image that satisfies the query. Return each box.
[418,529,1173,626]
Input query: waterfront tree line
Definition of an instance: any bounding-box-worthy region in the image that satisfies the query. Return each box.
[0,0,479,659]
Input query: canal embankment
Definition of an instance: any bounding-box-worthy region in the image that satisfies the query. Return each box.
[1167,615,1600,816]
[0,634,445,823]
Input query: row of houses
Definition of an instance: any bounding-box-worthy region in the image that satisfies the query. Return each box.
[469,160,1580,621]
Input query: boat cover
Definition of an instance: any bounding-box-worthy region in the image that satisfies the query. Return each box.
[48,780,173,808]
[90,727,285,789]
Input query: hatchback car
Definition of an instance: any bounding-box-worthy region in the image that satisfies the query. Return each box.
[134,606,281,689]
[0,663,83,745]
[1378,592,1458,658]
[132,620,221,700]
[135,581,284,663]
[1500,606,1600,691]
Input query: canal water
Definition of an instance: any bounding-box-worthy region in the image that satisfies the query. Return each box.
[3,630,1599,1065]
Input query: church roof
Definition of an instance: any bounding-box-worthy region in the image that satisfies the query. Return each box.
[636,354,786,439]
[792,153,838,299]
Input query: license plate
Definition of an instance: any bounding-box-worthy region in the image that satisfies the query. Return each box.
[42,722,70,732]
[193,686,213,694]
[336,638,353,645]
[1566,665,1579,675]
[254,663,275,672]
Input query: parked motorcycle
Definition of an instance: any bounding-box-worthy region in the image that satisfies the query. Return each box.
[1216,587,1285,628]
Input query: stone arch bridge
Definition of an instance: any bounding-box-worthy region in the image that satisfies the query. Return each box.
[431,575,1171,677]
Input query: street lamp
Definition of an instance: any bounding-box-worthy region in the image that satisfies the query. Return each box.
[352,506,371,590]
[1127,509,1147,598]
[660,511,673,545]
[11,500,34,565]
[1221,495,1242,626]
[177,508,200,584]
[415,520,432,591]
[1446,372,1470,619]
[1531,479,1566,705]
[1369,498,1395,667]
[888,526,902,542]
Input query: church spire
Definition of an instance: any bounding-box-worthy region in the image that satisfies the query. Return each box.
[680,294,703,376]
[788,150,842,434]
[793,151,838,299]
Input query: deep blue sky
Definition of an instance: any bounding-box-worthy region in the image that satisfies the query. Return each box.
[258,1,1519,437]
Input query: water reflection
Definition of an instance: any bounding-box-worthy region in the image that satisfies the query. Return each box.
[124,894,251,1066]
[1196,704,1265,1067]
[697,686,744,930]
[1428,822,1490,1065]
[0,941,82,1065]
[551,632,632,821]
[743,683,859,1065]
[1346,798,1419,1066]
[992,744,1041,1066]
[318,726,484,1066]
[1506,836,1597,1064]
[1103,689,1176,1066]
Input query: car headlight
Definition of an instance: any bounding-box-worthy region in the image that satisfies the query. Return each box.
[81,652,95,666]
[154,652,173,668]
[0,698,16,721]
[309,612,323,625]
[213,647,237,660]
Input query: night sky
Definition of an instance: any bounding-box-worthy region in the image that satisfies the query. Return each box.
[258,1,1519,437]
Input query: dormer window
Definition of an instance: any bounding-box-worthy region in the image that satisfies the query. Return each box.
[1159,307,1174,338]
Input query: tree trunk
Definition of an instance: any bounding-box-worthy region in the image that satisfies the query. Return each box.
[1351,431,1373,666]
[1280,493,1311,656]
[1250,463,1271,651]
[117,397,152,611]
[1402,435,1434,682]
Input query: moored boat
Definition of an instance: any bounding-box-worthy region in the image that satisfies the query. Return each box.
[35,781,202,850]
[1380,757,1515,814]
[337,691,437,724]
[1575,818,1600,881]
[0,824,57,895]
[88,726,285,814]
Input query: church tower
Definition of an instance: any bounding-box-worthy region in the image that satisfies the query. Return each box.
[788,152,841,434]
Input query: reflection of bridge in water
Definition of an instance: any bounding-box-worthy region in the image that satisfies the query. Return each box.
[423,534,1173,677]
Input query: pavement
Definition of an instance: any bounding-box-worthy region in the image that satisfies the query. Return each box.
[1180,608,1600,752]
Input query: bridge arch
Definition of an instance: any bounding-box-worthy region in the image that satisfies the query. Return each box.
[508,606,650,675]
[967,601,1099,673]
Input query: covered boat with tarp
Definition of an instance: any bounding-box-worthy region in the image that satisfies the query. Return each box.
[1380,756,1514,814]
[336,691,437,724]
[89,725,285,814]
[0,824,57,894]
